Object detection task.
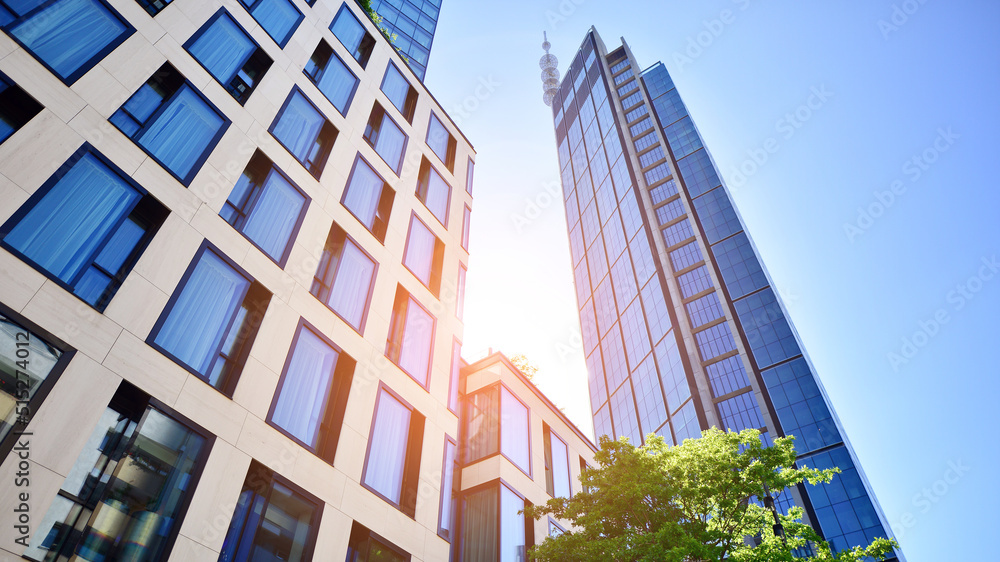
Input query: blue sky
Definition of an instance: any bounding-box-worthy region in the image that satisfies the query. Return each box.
[423,1,998,560]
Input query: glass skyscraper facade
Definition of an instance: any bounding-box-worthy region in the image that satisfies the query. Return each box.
[371,0,441,80]
[551,29,902,559]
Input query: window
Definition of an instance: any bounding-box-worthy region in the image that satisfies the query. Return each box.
[362,385,425,517]
[456,263,467,321]
[1,145,168,311]
[304,40,358,115]
[425,112,456,171]
[136,0,171,16]
[268,320,355,464]
[415,157,451,226]
[0,72,42,144]
[0,305,72,461]
[403,213,444,294]
[346,522,410,561]
[222,150,308,265]
[466,157,475,195]
[438,436,459,541]
[385,286,435,387]
[23,382,210,562]
[580,457,592,493]
[548,519,566,537]
[364,102,407,173]
[465,384,531,475]
[341,154,395,242]
[381,62,418,122]
[237,0,302,46]
[270,88,338,179]
[0,0,134,84]
[220,461,322,562]
[544,423,572,498]
[461,205,471,251]
[311,222,377,332]
[448,339,461,414]
[461,481,533,562]
[330,3,375,67]
[110,63,229,185]
[185,10,272,105]
[149,243,271,395]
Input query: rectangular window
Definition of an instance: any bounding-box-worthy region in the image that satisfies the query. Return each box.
[330,3,374,67]
[544,423,572,498]
[385,286,436,387]
[465,384,531,475]
[415,157,451,226]
[268,321,354,464]
[304,39,358,115]
[448,339,461,414]
[185,10,272,105]
[438,436,459,541]
[1,145,168,311]
[0,72,42,144]
[364,102,407,174]
[0,306,71,461]
[222,150,308,265]
[347,522,410,561]
[461,205,471,251]
[136,0,171,16]
[425,112,456,171]
[341,154,395,243]
[381,62,417,122]
[580,457,592,493]
[23,382,210,562]
[237,0,302,46]
[311,222,377,332]
[269,87,338,179]
[362,385,425,517]
[466,156,475,194]
[461,482,532,562]
[403,213,444,295]
[456,263,467,321]
[1,0,134,84]
[149,243,271,395]
[110,63,229,185]
[220,461,322,562]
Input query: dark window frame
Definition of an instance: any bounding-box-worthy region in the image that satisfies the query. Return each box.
[303,38,359,116]
[543,422,572,499]
[437,434,459,541]
[385,285,437,390]
[415,156,452,228]
[340,153,396,243]
[425,111,457,172]
[347,521,412,561]
[330,3,375,68]
[360,382,426,518]
[401,212,444,296]
[183,9,273,105]
[457,478,535,561]
[310,221,379,334]
[379,61,418,123]
[463,382,533,478]
[363,100,408,175]
[237,0,304,47]
[268,85,338,180]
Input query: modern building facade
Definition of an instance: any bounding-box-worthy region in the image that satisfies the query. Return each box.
[370,0,440,80]
[0,0,594,560]
[549,28,903,559]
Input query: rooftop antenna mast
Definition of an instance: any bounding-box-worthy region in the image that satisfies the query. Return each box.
[540,32,560,106]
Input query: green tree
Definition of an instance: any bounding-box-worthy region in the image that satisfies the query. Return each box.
[524,429,898,562]
[509,353,539,382]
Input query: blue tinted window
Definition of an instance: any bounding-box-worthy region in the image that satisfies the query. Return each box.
[238,0,302,46]
[634,131,658,152]
[655,198,685,226]
[382,62,415,121]
[586,347,606,412]
[662,218,694,248]
[613,67,633,85]
[629,117,653,137]
[705,355,751,397]
[717,391,765,432]
[621,90,642,108]
[271,88,336,178]
[733,288,800,369]
[694,322,737,361]
[639,146,665,169]
[644,162,671,185]
[364,389,413,503]
[712,232,767,299]
[632,356,666,436]
[640,63,674,99]
[365,104,407,173]
[676,148,721,198]
[311,223,377,332]
[186,10,270,104]
[222,153,307,264]
[601,324,628,392]
[650,87,687,127]
[630,231,656,285]
[620,299,650,369]
[1,149,157,310]
[693,187,742,243]
[305,41,358,115]
[762,357,841,453]
[330,3,373,66]
[655,335,689,413]
[678,265,713,298]
[625,104,648,123]
[342,155,390,239]
[669,241,703,272]
[500,386,531,474]
[610,382,642,444]
[671,399,700,442]
[6,0,132,84]
[610,254,637,306]
[594,402,612,440]
[426,112,455,169]
[640,277,671,344]
[685,291,724,328]
[649,178,679,205]
[663,116,703,159]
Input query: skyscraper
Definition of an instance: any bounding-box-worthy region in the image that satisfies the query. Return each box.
[548,28,902,559]
[370,0,441,80]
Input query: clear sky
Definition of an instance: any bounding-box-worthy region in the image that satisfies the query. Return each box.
[423,1,998,560]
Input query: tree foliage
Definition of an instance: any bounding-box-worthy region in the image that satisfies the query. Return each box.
[524,429,898,562]
[509,353,539,382]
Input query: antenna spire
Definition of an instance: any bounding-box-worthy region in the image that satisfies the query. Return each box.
[539,32,559,106]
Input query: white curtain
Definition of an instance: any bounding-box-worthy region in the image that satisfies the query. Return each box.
[374,116,405,172]
[188,13,255,83]
[6,153,138,283]
[398,297,433,386]
[403,219,436,287]
[341,159,383,229]
[242,170,305,261]
[139,86,225,181]
[154,250,249,374]
[423,167,450,225]
[270,328,338,446]
[426,114,449,160]
[273,92,324,163]
[12,0,127,80]
[551,432,571,498]
[500,387,530,473]
[251,0,299,44]
[330,8,364,55]
[363,391,411,503]
[316,54,356,113]
[327,239,374,330]
[381,65,410,113]
[500,485,526,562]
